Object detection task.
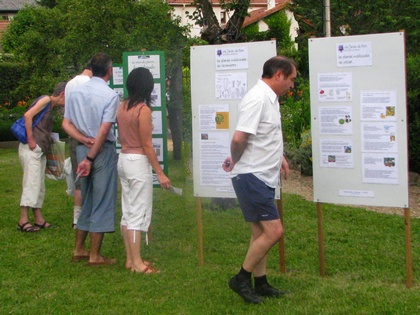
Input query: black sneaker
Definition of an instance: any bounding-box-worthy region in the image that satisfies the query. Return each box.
[255,283,287,298]
[228,276,263,304]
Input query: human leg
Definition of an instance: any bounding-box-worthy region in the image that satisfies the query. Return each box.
[33,208,52,228]
[87,232,116,265]
[18,206,39,232]
[229,174,284,302]
[89,232,103,261]
[118,155,132,268]
[18,143,48,229]
[126,229,157,273]
[122,225,133,268]
[19,206,30,226]
[246,220,286,298]
[73,228,89,256]
[70,138,82,227]
[88,232,117,265]
[119,153,154,271]
[73,190,82,228]
[242,219,283,273]
[88,144,117,233]
[248,222,266,277]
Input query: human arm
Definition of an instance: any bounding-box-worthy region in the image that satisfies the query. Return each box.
[76,122,112,177]
[138,106,171,189]
[222,130,250,172]
[24,96,52,150]
[62,118,95,148]
[280,155,290,180]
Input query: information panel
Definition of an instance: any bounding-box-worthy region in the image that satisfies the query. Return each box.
[191,41,277,198]
[309,32,409,208]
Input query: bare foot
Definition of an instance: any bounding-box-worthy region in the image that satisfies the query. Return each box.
[126,260,151,269]
[88,256,117,266]
[131,265,160,274]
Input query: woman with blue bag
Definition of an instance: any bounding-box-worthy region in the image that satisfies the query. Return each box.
[16,82,66,232]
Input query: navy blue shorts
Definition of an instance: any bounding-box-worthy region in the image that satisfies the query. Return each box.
[231,173,280,222]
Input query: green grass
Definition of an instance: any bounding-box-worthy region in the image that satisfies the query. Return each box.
[0,145,419,314]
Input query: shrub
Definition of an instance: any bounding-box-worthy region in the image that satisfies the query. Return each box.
[296,129,313,176]
[407,54,420,173]
[0,62,27,106]
[0,101,66,141]
[280,77,311,148]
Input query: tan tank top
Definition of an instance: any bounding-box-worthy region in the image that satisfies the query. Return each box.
[116,101,145,154]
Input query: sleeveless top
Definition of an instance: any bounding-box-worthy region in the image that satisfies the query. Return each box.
[116,101,146,154]
[33,97,54,154]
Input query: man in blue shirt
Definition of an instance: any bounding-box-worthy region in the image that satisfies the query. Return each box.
[63,52,119,266]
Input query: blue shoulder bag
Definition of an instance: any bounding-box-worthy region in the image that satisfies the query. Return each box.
[10,96,50,144]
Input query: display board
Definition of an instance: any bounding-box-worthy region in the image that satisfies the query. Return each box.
[191,41,277,198]
[110,64,124,153]
[119,51,168,185]
[309,32,409,208]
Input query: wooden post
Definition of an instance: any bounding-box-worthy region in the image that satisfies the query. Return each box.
[277,197,286,273]
[404,207,413,288]
[196,197,204,266]
[317,202,326,277]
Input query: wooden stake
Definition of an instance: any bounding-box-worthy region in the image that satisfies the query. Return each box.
[404,207,413,288]
[196,197,204,266]
[277,197,286,273]
[317,202,326,277]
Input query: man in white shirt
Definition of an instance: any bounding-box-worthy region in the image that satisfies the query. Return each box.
[64,62,93,229]
[223,56,297,304]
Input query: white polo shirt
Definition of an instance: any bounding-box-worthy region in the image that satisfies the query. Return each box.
[231,79,283,188]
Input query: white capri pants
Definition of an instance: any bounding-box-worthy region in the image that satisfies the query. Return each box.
[117,153,153,231]
[19,143,46,208]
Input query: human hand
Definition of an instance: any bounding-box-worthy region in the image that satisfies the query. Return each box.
[280,156,290,180]
[158,173,171,189]
[28,139,37,151]
[76,159,92,177]
[222,157,234,172]
[83,137,95,148]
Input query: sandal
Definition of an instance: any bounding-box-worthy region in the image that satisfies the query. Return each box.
[17,222,39,233]
[34,221,52,229]
[134,265,160,274]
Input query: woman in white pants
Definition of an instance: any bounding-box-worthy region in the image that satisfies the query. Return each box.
[117,67,170,273]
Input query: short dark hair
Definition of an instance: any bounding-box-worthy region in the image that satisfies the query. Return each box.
[90,52,112,77]
[52,81,67,96]
[125,67,154,110]
[262,56,297,79]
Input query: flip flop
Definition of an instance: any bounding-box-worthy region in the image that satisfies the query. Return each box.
[17,222,39,233]
[134,265,160,274]
[34,221,52,229]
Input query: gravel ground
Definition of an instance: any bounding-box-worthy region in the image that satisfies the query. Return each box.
[281,169,420,218]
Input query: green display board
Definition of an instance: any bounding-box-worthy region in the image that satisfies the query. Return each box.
[110,52,168,185]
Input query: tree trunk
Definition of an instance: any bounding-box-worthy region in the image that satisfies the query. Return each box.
[167,55,183,160]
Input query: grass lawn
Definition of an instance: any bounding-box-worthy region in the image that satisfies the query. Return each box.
[0,145,419,314]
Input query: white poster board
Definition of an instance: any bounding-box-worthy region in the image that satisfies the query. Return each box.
[309,32,409,208]
[191,41,277,198]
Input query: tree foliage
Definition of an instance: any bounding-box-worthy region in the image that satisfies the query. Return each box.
[2,0,188,97]
[289,0,420,75]
[243,10,297,57]
[187,0,251,44]
[289,0,420,172]
[35,0,58,8]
